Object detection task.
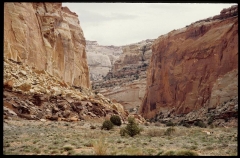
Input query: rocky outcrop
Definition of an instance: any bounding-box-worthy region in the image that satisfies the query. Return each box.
[139,5,238,120]
[91,39,154,113]
[3,58,134,123]
[112,39,154,78]
[86,40,122,81]
[4,2,90,88]
[92,39,154,89]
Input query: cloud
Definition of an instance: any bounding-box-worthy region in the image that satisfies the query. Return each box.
[63,3,237,46]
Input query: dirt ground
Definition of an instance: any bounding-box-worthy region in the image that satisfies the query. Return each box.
[3,117,238,156]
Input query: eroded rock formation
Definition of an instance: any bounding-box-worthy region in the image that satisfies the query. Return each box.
[139,5,238,120]
[92,39,154,113]
[4,2,90,88]
[3,57,137,123]
[86,40,122,81]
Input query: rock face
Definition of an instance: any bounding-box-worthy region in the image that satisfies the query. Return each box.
[112,39,154,78]
[3,58,135,123]
[99,79,146,112]
[86,40,122,81]
[4,2,90,88]
[3,2,146,124]
[139,5,238,119]
[92,39,154,113]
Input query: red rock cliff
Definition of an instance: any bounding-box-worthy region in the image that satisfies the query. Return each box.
[4,2,90,88]
[139,5,238,119]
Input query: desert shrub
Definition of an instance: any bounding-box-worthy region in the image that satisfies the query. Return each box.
[63,145,74,151]
[90,125,96,129]
[164,127,176,136]
[101,120,114,130]
[84,142,93,147]
[207,116,214,125]
[183,122,191,128]
[163,150,176,155]
[156,150,164,156]
[175,150,199,156]
[162,150,198,156]
[110,115,122,126]
[179,120,191,128]
[124,117,142,137]
[194,120,207,128]
[166,121,175,126]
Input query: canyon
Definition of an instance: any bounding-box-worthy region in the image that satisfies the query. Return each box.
[89,39,154,112]
[4,3,238,128]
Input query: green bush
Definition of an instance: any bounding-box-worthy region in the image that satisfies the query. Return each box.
[166,121,175,126]
[207,116,214,125]
[124,117,142,137]
[179,120,191,128]
[110,115,122,126]
[101,120,114,130]
[194,120,207,128]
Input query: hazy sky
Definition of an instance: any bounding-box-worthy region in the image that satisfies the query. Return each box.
[62,3,236,46]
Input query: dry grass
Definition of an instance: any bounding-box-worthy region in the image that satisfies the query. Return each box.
[93,137,108,155]
[3,119,238,156]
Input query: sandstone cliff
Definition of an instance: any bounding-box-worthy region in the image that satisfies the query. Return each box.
[92,39,154,113]
[4,2,146,123]
[112,39,154,78]
[86,40,122,81]
[139,5,238,120]
[4,2,90,88]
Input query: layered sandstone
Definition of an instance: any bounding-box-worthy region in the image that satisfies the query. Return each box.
[91,39,154,113]
[139,5,238,119]
[86,40,122,81]
[112,39,154,78]
[99,79,146,112]
[4,2,90,88]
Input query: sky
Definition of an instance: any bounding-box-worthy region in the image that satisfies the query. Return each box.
[62,3,237,46]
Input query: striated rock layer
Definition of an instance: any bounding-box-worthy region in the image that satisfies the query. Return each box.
[4,2,90,88]
[139,5,238,119]
[112,39,154,78]
[99,79,146,112]
[86,40,122,81]
[92,39,154,113]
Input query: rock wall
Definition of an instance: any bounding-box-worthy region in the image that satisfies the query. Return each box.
[99,79,146,113]
[4,2,90,88]
[139,5,238,119]
[86,40,122,81]
[92,39,154,113]
[113,39,154,78]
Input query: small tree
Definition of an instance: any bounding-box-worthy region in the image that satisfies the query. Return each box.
[125,117,142,137]
[101,120,114,130]
[110,115,122,126]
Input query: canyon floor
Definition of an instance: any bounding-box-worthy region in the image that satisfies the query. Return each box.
[3,118,237,156]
